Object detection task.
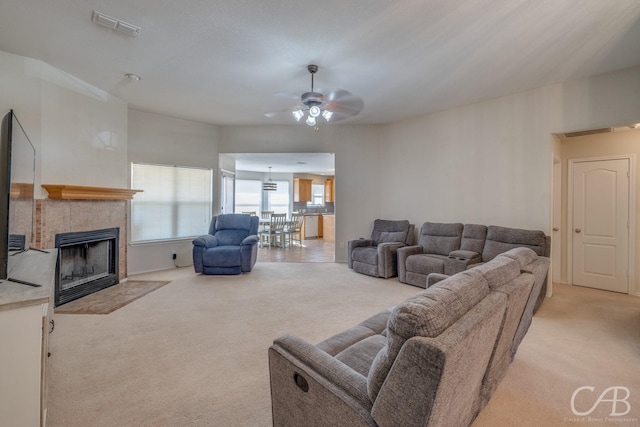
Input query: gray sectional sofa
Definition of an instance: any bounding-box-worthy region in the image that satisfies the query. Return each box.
[269,247,548,426]
[397,222,550,288]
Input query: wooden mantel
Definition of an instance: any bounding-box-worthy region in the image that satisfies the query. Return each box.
[42,184,142,200]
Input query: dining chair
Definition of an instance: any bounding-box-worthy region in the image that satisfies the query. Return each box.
[285,213,305,247]
[259,213,287,248]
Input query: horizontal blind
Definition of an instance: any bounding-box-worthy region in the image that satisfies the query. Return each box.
[131,163,212,242]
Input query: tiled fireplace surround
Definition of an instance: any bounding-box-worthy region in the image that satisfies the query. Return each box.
[34,199,128,280]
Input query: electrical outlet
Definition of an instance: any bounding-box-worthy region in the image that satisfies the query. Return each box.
[172,251,177,260]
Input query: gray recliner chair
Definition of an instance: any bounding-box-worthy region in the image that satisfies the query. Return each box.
[192,214,259,275]
[348,219,414,278]
[398,222,488,287]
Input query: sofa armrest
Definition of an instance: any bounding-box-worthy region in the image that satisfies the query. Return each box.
[448,249,481,261]
[270,334,373,424]
[443,250,481,275]
[192,234,219,248]
[241,235,259,246]
[426,273,449,287]
[377,242,406,279]
[397,245,424,283]
[348,238,375,268]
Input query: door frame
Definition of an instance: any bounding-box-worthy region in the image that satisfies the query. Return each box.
[566,154,636,295]
[220,169,235,215]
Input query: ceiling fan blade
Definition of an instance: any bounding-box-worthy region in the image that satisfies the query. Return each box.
[264,106,298,119]
[324,89,364,116]
[272,91,302,101]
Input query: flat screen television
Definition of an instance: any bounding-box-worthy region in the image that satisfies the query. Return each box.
[0,110,36,283]
[0,111,12,279]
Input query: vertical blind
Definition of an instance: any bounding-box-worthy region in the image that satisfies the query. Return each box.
[131,163,212,242]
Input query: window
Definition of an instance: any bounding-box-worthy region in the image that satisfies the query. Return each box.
[268,180,290,215]
[311,183,324,206]
[131,163,212,242]
[235,179,262,214]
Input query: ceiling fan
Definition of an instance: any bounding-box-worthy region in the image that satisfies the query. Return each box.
[265,65,364,128]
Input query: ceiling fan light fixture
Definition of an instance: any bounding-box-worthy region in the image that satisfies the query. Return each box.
[292,109,304,121]
[309,105,321,117]
[306,116,316,126]
[322,110,333,121]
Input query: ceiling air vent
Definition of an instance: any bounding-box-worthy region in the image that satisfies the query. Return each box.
[563,128,613,138]
[92,11,140,37]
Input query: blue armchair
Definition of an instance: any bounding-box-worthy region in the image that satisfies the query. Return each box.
[192,214,260,275]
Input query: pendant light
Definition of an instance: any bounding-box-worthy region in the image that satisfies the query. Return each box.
[263,166,277,191]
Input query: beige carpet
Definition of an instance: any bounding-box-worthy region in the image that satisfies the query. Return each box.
[55,281,171,314]
[46,263,640,426]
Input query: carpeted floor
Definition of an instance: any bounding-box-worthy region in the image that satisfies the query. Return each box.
[54,280,171,314]
[46,263,640,426]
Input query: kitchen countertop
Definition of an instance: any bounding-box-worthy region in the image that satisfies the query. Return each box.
[0,249,58,311]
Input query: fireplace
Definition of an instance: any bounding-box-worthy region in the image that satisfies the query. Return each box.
[55,227,119,306]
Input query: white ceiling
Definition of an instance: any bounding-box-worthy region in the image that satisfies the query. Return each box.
[2,0,640,129]
[231,152,335,175]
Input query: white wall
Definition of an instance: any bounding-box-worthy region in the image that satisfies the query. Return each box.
[127,109,220,274]
[380,67,640,237]
[40,69,128,194]
[0,52,129,199]
[218,125,384,262]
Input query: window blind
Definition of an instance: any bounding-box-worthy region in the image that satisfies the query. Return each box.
[131,163,212,242]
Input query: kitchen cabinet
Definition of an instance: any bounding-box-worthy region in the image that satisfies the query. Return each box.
[323,214,335,243]
[294,178,312,202]
[324,178,335,203]
[0,249,58,427]
[318,214,324,238]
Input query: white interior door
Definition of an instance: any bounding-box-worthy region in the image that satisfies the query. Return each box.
[571,158,629,293]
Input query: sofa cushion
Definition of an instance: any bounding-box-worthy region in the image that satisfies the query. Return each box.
[335,335,388,377]
[351,246,379,265]
[405,254,447,275]
[460,224,488,254]
[378,230,408,244]
[419,222,463,256]
[391,270,490,338]
[368,270,490,400]
[317,310,390,356]
[214,229,249,246]
[482,225,547,261]
[202,246,241,267]
[371,219,411,245]
[470,256,520,290]
[216,213,253,231]
[498,247,538,268]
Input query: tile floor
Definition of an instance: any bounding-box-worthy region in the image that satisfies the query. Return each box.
[257,238,335,262]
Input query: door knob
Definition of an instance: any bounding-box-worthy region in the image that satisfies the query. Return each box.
[575,228,581,233]
[553,227,559,231]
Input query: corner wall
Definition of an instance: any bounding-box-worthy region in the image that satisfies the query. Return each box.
[127,110,220,274]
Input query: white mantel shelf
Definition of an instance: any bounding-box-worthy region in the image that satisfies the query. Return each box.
[42,184,142,200]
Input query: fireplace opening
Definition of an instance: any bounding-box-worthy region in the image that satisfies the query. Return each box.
[55,227,119,306]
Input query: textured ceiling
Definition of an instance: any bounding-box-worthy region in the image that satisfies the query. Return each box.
[1,0,640,128]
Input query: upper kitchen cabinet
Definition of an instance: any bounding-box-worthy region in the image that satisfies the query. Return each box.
[294,178,312,202]
[324,178,335,203]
